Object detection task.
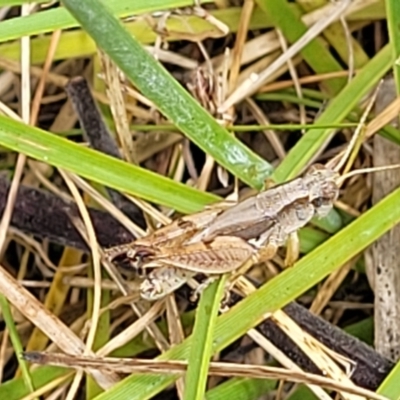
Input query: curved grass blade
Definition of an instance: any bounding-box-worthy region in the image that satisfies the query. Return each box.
[0,296,35,395]
[0,115,217,213]
[184,277,226,400]
[93,186,400,399]
[60,0,273,189]
[0,0,214,43]
[0,8,270,64]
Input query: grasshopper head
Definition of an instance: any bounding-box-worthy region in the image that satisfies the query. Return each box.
[304,164,340,217]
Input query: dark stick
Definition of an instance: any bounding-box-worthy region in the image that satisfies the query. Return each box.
[258,302,393,390]
[65,77,145,227]
[0,175,134,250]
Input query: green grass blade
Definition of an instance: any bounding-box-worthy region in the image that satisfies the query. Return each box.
[344,318,374,345]
[273,44,392,182]
[0,366,69,400]
[93,186,400,399]
[347,1,386,21]
[0,0,214,42]
[287,385,318,400]
[299,227,329,253]
[377,360,400,399]
[60,0,273,189]
[376,2,400,389]
[0,8,270,63]
[0,115,217,213]
[128,122,358,132]
[0,1,387,45]
[0,295,35,395]
[386,0,400,95]
[0,7,275,62]
[381,124,400,145]
[257,0,346,95]
[0,114,343,240]
[206,377,276,400]
[256,92,322,108]
[297,0,369,70]
[0,0,49,4]
[184,277,226,400]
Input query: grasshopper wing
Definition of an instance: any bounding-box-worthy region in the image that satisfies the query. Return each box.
[146,236,257,274]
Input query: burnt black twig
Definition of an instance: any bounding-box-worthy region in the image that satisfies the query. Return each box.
[65,77,145,227]
[258,302,393,390]
[0,175,134,251]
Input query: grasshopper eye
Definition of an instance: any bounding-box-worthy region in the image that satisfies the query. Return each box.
[305,163,326,174]
[312,197,333,217]
[126,249,136,259]
[312,197,325,208]
[127,249,154,270]
[129,251,143,266]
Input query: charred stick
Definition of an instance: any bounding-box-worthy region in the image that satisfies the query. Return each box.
[259,302,393,390]
[0,175,134,251]
[65,77,145,227]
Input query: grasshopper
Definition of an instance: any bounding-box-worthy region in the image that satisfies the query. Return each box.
[105,163,340,300]
[138,195,333,300]
[187,164,338,243]
[105,82,400,301]
[135,154,400,301]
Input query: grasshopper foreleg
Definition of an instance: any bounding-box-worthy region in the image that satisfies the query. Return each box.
[284,232,300,267]
[189,275,219,302]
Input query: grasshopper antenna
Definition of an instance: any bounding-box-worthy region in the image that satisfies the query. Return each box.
[337,164,400,186]
[326,79,400,188]
[326,80,384,176]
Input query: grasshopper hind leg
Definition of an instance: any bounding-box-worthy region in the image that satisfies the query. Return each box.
[140,266,195,301]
